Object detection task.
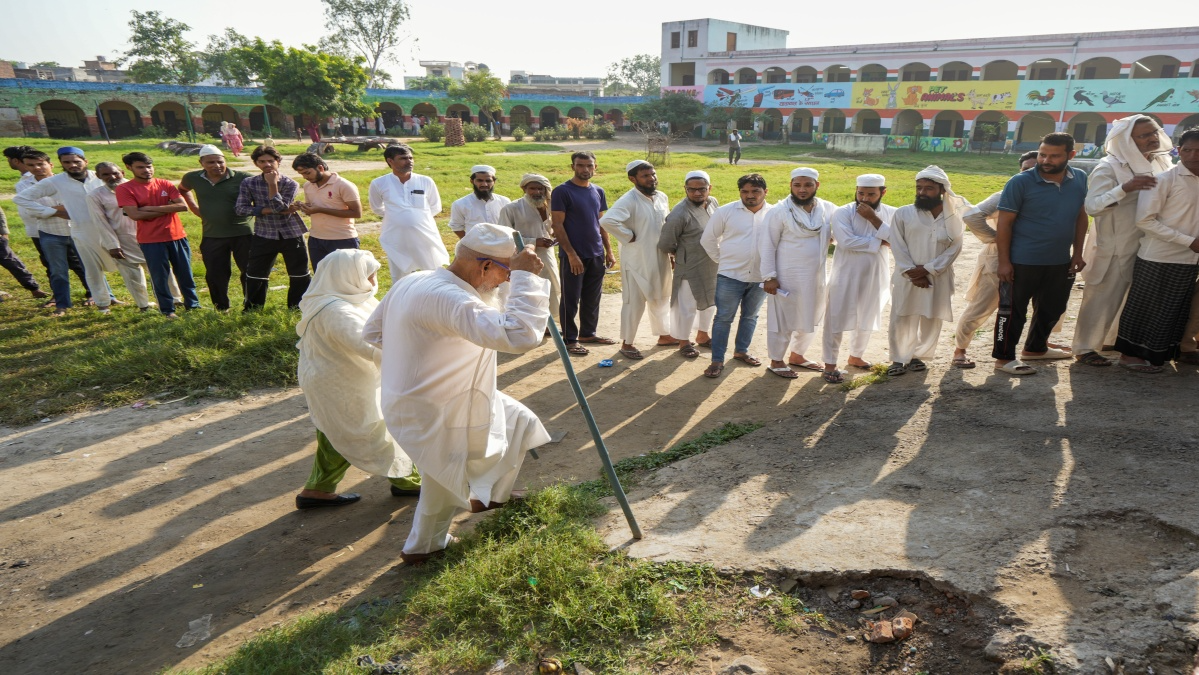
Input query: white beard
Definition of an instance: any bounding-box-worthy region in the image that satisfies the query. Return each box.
[524,194,549,209]
[478,284,504,310]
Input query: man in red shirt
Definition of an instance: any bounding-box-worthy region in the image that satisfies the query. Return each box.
[115,152,200,317]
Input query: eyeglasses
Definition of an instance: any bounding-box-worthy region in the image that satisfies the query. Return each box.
[1132,129,1161,141]
[476,257,511,273]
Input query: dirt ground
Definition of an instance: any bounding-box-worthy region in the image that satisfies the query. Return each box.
[3,231,1198,675]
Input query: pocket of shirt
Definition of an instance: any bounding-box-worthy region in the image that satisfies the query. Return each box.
[408,190,427,210]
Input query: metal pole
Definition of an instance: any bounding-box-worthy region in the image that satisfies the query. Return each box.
[262,105,272,138]
[512,232,642,540]
[95,102,111,144]
[184,97,196,143]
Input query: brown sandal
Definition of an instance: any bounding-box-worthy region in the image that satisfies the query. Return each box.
[703,362,724,378]
[566,342,589,356]
[679,345,700,358]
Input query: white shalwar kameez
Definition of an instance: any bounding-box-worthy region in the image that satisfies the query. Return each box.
[497,197,561,312]
[599,189,673,344]
[449,193,511,236]
[822,201,896,365]
[887,203,964,365]
[759,197,836,362]
[365,268,551,555]
[368,172,446,280]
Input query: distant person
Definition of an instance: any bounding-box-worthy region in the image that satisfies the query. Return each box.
[235,146,310,309]
[449,164,510,239]
[992,133,1088,376]
[115,152,201,318]
[1114,128,1199,372]
[728,129,742,165]
[551,151,616,355]
[0,207,46,301]
[498,173,561,314]
[179,145,253,312]
[13,149,92,305]
[223,122,244,157]
[368,143,445,280]
[658,170,718,359]
[292,152,362,270]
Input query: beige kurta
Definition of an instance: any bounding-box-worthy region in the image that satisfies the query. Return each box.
[599,188,673,302]
[498,197,561,310]
[888,203,965,321]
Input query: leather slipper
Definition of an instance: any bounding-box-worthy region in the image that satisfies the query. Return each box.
[295,493,361,510]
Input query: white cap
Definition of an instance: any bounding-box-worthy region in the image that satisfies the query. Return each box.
[684,170,710,183]
[198,145,224,157]
[626,159,652,173]
[856,173,886,187]
[790,167,819,180]
[470,164,497,176]
[461,222,517,259]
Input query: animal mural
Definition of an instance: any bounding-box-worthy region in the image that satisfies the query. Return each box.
[859,88,880,107]
[991,92,1011,104]
[886,83,899,109]
[1100,91,1126,108]
[1073,90,1095,106]
[1026,88,1056,105]
[966,90,989,109]
[1188,90,1199,104]
[902,86,922,106]
[1144,88,1175,110]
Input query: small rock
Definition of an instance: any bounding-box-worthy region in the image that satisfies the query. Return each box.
[876,596,898,608]
[867,621,895,644]
[851,589,871,600]
[573,664,595,675]
[942,628,952,635]
[983,637,1007,663]
[780,579,797,594]
[891,610,917,640]
[722,655,768,674]
[848,600,861,609]
[900,594,920,605]
[845,635,857,643]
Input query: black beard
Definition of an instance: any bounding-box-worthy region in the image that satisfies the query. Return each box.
[688,196,708,206]
[914,195,943,211]
[859,199,882,210]
[635,184,657,197]
[790,193,815,207]
[1038,162,1066,175]
[473,188,493,200]
[66,169,87,180]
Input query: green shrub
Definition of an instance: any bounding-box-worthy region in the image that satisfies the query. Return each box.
[137,125,171,139]
[421,122,445,142]
[593,121,617,139]
[512,126,528,141]
[462,123,489,143]
[385,125,406,137]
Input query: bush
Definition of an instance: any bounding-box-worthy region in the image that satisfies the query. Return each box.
[137,125,171,139]
[386,125,406,137]
[533,124,570,142]
[593,121,617,139]
[512,126,528,141]
[421,122,445,142]
[462,123,489,143]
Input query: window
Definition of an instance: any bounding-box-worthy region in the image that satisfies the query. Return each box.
[688,30,698,48]
[941,69,969,81]
[671,32,680,49]
[727,32,737,51]
[1162,64,1176,78]
[1083,67,1096,79]
[902,71,929,81]
[682,74,695,86]
[861,71,886,82]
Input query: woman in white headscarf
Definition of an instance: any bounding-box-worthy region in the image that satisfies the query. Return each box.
[294,248,420,509]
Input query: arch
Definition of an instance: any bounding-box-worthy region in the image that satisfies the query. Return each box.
[938,61,973,82]
[150,101,187,136]
[1077,57,1121,80]
[859,64,888,82]
[248,105,285,135]
[891,109,925,136]
[539,106,560,128]
[607,108,625,127]
[1175,114,1199,140]
[1141,112,1164,128]
[758,109,783,139]
[376,102,403,130]
[201,104,238,136]
[446,103,472,122]
[792,66,817,83]
[763,66,788,84]
[1067,112,1109,146]
[735,67,757,84]
[567,106,588,120]
[899,62,932,82]
[1028,58,1068,81]
[98,100,143,138]
[820,108,846,133]
[1016,112,1055,145]
[593,108,604,119]
[788,109,814,139]
[981,60,1018,81]
[410,102,439,126]
[708,68,730,85]
[931,110,964,137]
[971,110,1010,144]
[509,105,532,129]
[37,99,89,138]
[824,65,850,83]
[854,109,882,134]
[1132,55,1182,79]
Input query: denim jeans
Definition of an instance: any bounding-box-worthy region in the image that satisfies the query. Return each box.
[710,274,766,362]
[307,236,360,271]
[142,238,200,314]
[38,232,75,308]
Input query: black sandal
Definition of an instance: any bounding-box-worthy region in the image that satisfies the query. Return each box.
[566,343,589,356]
[1075,351,1112,367]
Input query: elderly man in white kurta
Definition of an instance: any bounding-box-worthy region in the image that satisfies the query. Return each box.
[368,144,446,280]
[599,160,674,359]
[449,164,511,239]
[760,167,836,379]
[821,174,896,384]
[886,166,965,375]
[498,173,561,313]
[1072,115,1174,367]
[365,223,551,565]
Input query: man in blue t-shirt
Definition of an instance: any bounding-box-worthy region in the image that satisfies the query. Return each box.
[992,132,1088,375]
[551,151,616,354]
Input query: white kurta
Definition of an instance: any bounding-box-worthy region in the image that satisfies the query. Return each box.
[297,298,415,479]
[497,198,561,311]
[449,193,511,234]
[368,172,447,277]
[364,268,551,511]
[888,204,964,321]
[759,197,836,335]
[825,202,896,332]
[600,189,673,343]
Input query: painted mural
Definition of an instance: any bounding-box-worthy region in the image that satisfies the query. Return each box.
[705,84,848,109]
[852,82,1018,111]
[1016,79,1199,114]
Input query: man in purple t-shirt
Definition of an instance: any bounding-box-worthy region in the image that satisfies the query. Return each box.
[551,151,616,354]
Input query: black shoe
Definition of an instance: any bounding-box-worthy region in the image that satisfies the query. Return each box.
[390,485,421,497]
[295,493,361,510]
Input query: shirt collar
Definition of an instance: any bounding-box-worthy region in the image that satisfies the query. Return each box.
[1177,163,1196,178]
[201,169,232,186]
[1031,166,1075,184]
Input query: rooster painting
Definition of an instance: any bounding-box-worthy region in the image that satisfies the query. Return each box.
[1025,89,1056,105]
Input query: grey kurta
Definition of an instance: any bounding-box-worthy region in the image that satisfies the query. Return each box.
[658,196,718,310]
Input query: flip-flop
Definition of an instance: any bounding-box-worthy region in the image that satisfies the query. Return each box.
[887,363,907,376]
[788,360,823,371]
[951,354,976,369]
[566,343,589,356]
[995,360,1036,376]
[848,362,874,370]
[703,362,724,378]
[1118,361,1162,374]
[619,347,644,360]
[678,345,700,359]
[908,358,927,372]
[1075,351,1112,367]
[733,354,761,367]
[768,366,798,379]
[695,340,712,349]
[1022,348,1071,360]
[821,369,844,384]
[579,336,618,345]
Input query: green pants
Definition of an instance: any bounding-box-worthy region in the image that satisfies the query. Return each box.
[304,430,422,493]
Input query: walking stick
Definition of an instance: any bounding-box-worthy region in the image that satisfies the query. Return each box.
[512,232,642,540]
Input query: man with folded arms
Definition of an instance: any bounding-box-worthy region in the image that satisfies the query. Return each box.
[658,170,718,359]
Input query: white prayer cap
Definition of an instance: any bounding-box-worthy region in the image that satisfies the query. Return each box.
[856,173,886,187]
[461,222,517,259]
[520,173,551,188]
[790,167,819,180]
[915,165,951,190]
[684,170,710,183]
[470,164,497,176]
[198,145,224,157]
[626,159,652,173]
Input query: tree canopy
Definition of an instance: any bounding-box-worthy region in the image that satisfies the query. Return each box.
[262,48,373,120]
[120,10,203,85]
[604,54,661,96]
[630,91,705,128]
[449,71,507,123]
[320,0,413,89]
[203,29,286,87]
[406,75,453,92]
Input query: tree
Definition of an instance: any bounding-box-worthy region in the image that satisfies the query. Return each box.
[119,10,203,85]
[406,75,452,92]
[262,47,373,122]
[320,0,413,89]
[604,54,661,96]
[203,29,285,86]
[32,61,61,68]
[449,71,507,125]
[630,91,705,129]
